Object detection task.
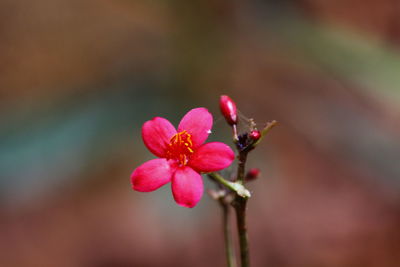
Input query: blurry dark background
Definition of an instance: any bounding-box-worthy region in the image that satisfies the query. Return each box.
[1,0,400,266]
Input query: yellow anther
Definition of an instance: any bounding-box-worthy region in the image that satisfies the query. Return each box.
[166,130,194,166]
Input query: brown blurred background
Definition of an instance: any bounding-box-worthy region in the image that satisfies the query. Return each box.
[1,0,400,266]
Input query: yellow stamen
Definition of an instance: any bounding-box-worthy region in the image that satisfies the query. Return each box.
[166,130,194,166]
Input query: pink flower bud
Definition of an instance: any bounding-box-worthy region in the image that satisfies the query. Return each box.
[245,168,260,181]
[249,130,261,141]
[219,95,238,126]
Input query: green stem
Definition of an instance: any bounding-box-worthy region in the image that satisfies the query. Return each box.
[208,173,251,198]
[232,124,239,143]
[221,202,237,267]
[208,172,237,191]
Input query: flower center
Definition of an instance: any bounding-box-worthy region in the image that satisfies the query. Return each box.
[166,130,194,166]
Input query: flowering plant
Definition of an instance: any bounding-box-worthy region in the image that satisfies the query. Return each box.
[131,108,235,208]
[131,95,276,267]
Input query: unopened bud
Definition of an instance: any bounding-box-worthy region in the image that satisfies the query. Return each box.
[219,95,238,126]
[249,130,261,141]
[245,168,260,181]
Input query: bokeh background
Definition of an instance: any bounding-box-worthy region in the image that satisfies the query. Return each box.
[1,0,400,266]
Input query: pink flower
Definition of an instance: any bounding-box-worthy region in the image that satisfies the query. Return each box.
[131,108,235,208]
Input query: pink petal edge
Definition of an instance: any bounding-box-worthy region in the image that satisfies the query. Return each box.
[178,108,213,147]
[189,142,235,173]
[131,158,174,192]
[142,117,177,158]
[171,166,204,208]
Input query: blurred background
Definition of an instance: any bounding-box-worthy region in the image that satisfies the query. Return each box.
[1,0,400,266]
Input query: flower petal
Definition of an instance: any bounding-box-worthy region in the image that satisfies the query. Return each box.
[131,158,174,192]
[142,117,176,157]
[189,142,235,172]
[171,166,203,208]
[178,108,212,147]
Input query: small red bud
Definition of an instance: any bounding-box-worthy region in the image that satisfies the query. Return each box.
[249,130,261,140]
[219,95,238,126]
[245,168,260,181]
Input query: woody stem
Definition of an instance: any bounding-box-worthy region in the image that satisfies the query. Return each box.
[234,149,250,267]
[221,200,237,267]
